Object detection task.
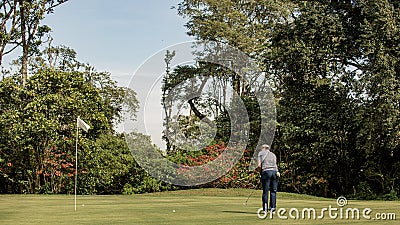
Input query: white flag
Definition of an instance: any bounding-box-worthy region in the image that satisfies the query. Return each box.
[77,117,90,132]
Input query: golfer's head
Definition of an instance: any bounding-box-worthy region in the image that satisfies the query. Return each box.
[261,144,270,150]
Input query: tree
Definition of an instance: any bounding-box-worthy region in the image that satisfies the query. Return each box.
[0,67,138,193]
[176,0,400,198]
[29,43,139,125]
[0,0,68,86]
[353,0,400,196]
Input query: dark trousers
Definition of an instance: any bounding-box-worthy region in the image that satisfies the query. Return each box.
[261,170,278,211]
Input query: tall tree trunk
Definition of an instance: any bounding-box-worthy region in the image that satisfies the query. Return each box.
[19,0,28,86]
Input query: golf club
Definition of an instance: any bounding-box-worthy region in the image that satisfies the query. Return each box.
[243,178,260,206]
[243,188,256,206]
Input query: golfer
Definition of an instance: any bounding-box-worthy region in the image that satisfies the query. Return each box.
[257,144,279,213]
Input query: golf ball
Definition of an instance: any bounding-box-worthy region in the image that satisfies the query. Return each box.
[172,210,176,213]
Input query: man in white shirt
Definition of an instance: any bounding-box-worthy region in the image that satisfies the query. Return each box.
[257,144,279,213]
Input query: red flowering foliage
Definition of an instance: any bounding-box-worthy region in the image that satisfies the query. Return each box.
[0,161,15,177]
[39,148,75,178]
[36,145,76,193]
[175,141,259,189]
[184,142,227,166]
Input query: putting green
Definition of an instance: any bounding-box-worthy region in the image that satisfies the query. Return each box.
[0,189,398,224]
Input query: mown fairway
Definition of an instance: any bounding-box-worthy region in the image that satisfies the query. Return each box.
[0,189,398,225]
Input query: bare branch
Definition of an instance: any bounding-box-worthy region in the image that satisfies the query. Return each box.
[45,0,69,14]
[2,43,20,55]
[0,0,17,28]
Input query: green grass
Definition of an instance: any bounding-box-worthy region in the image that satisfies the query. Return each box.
[0,189,398,224]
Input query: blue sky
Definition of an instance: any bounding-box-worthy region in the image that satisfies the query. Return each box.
[42,0,193,86]
[38,0,195,147]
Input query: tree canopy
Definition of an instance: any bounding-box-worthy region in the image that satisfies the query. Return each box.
[1,0,399,199]
[174,0,400,198]
[0,0,69,85]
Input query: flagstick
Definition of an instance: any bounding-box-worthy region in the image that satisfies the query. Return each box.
[75,118,79,211]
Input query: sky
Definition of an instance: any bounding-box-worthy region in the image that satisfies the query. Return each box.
[37,0,195,148]
[1,1,270,151]
[41,0,193,87]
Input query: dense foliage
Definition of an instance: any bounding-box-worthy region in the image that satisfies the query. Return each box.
[0,69,117,193]
[1,1,399,200]
[173,0,400,199]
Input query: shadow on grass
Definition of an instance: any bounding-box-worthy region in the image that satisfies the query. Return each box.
[221,210,255,215]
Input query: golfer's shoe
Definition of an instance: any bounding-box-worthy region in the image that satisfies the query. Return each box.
[262,204,268,212]
[270,208,276,214]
